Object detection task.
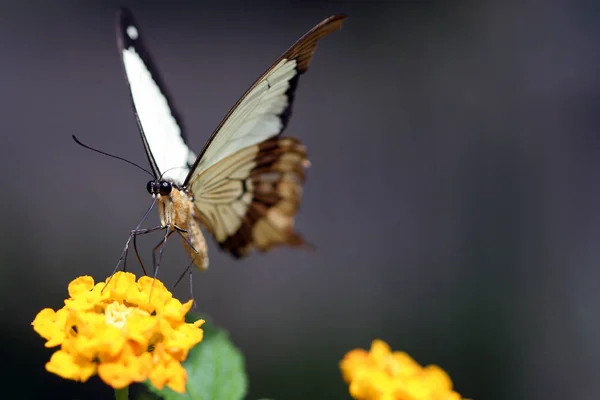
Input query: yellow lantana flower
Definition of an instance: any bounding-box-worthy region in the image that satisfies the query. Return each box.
[340,340,464,400]
[32,272,204,393]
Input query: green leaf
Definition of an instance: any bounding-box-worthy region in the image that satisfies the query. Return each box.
[143,315,248,400]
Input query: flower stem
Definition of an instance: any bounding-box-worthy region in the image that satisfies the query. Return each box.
[114,386,129,400]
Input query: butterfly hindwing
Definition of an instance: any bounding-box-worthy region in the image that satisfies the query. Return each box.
[189,137,308,257]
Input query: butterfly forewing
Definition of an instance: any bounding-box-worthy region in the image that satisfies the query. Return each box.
[184,14,347,257]
[117,8,196,184]
[183,14,347,186]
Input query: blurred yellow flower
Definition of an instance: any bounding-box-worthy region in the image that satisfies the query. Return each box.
[340,340,464,400]
[32,272,204,393]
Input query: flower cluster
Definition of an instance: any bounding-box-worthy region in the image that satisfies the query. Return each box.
[32,272,204,393]
[340,340,463,400]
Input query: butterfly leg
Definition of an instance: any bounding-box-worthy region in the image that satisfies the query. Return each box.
[151,229,175,279]
[169,228,201,305]
[172,249,198,286]
[146,229,176,302]
[149,225,198,280]
[105,225,165,291]
[174,227,198,256]
[122,225,164,274]
[173,223,208,270]
[177,219,209,271]
[117,196,161,276]
[173,258,198,306]
[132,234,147,275]
[189,269,195,308]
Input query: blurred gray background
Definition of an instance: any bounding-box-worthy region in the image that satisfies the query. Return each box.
[1,0,599,399]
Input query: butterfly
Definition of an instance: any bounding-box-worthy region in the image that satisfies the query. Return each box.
[102,8,346,275]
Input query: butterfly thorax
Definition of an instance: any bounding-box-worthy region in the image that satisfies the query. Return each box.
[151,180,209,270]
[147,180,188,230]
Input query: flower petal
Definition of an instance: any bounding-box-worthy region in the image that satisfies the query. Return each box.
[67,276,95,298]
[33,273,204,393]
[46,350,96,382]
[98,344,150,388]
[32,308,70,348]
[148,343,188,393]
[340,339,465,400]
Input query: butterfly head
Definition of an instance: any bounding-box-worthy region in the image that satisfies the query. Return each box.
[147,180,173,199]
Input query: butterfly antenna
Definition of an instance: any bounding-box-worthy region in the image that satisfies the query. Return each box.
[72,135,154,177]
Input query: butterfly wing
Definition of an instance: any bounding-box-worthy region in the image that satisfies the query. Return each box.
[116,7,196,184]
[191,137,308,257]
[186,15,346,257]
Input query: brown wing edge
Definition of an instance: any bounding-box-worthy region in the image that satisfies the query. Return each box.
[194,137,311,258]
[282,14,347,73]
[183,14,347,188]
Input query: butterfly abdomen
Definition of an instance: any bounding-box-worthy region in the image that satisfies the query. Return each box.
[181,214,209,270]
[157,188,209,270]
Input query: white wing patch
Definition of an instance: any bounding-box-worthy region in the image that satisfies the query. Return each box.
[189,58,298,182]
[122,47,196,184]
[126,25,138,40]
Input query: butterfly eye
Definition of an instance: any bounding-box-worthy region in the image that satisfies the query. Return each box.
[159,181,172,196]
[146,181,157,194]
